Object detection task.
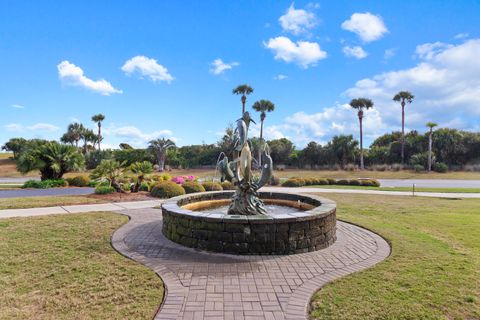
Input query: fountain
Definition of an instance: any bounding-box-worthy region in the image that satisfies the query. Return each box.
[161,109,337,255]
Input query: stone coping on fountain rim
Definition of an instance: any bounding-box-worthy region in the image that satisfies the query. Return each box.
[161,191,337,223]
[161,191,337,255]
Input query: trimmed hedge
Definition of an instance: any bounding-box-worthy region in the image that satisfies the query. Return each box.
[281,178,306,187]
[336,179,350,185]
[182,181,206,194]
[327,178,337,185]
[202,181,223,191]
[95,185,115,194]
[22,179,68,189]
[66,175,90,187]
[151,181,186,198]
[220,181,236,190]
[281,177,381,188]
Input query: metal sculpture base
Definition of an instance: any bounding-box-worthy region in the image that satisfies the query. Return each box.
[228,184,267,215]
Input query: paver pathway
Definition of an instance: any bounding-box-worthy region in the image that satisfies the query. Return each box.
[112,208,390,320]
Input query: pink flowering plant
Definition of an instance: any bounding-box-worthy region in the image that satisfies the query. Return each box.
[171,175,197,184]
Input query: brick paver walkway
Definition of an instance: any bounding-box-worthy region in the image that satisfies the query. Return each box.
[112,208,390,320]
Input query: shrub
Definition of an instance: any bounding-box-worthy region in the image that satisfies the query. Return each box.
[413,164,424,173]
[315,178,329,185]
[151,181,186,198]
[345,164,357,171]
[360,179,381,187]
[85,150,113,170]
[281,178,305,187]
[202,181,223,191]
[433,162,448,173]
[182,181,206,193]
[139,183,150,192]
[349,179,361,186]
[95,185,115,194]
[67,175,90,187]
[22,179,67,189]
[158,173,172,181]
[336,179,350,185]
[391,163,403,171]
[303,178,315,186]
[221,181,236,190]
[327,178,337,185]
[171,176,185,184]
[87,181,98,187]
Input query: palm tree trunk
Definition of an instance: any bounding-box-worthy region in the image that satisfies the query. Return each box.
[258,119,264,167]
[428,130,433,172]
[401,103,405,165]
[360,117,364,170]
[241,95,246,115]
[98,123,101,151]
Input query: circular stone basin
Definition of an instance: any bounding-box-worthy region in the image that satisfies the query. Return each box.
[161,191,336,255]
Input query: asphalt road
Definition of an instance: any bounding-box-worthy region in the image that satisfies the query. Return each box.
[378,179,480,188]
[0,187,95,198]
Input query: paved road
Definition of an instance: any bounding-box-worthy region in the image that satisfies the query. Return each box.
[0,187,94,198]
[378,179,480,188]
[0,177,39,184]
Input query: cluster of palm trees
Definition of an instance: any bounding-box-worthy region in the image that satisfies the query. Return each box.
[350,90,437,172]
[61,114,105,153]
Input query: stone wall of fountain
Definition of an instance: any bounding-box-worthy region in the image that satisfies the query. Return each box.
[162,191,336,255]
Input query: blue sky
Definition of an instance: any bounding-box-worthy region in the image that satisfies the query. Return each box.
[1,0,479,149]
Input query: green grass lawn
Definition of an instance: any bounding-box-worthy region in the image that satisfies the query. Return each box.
[309,193,480,319]
[0,196,106,210]
[0,212,164,319]
[303,184,480,193]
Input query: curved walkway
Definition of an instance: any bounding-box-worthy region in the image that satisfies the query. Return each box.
[112,208,390,320]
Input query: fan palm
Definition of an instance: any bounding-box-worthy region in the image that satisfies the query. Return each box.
[91,114,105,150]
[129,161,153,192]
[65,122,85,148]
[349,98,374,170]
[90,159,125,192]
[232,84,254,115]
[17,141,84,180]
[393,91,414,164]
[148,138,175,172]
[426,122,438,172]
[252,99,275,166]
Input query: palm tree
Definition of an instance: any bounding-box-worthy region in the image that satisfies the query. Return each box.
[129,161,153,192]
[232,84,254,115]
[91,114,105,150]
[81,128,97,153]
[252,99,275,166]
[64,122,85,148]
[426,122,438,172]
[90,159,124,192]
[393,91,415,164]
[148,138,175,172]
[349,98,374,170]
[17,141,84,180]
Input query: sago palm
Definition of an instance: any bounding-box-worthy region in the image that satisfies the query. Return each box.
[232,84,254,115]
[90,159,124,192]
[129,161,153,192]
[393,91,414,164]
[252,99,275,166]
[91,114,105,150]
[426,122,438,172]
[349,98,374,170]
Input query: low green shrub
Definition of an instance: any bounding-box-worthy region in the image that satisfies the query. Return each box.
[87,181,98,187]
[182,181,206,193]
[315,178,329,185]
[22,179,68,189]
[349,179,361,186]
[336,179,350,185]
[139,183,150,192]
[157,173,172,181]
[360,179,381,187]
[202,181,223,191]
[151,181,186,198]
[433,162,448,173]
[327,178,337,185]
[94,185,115,194]
[414,164,424,173]
[304,178,316,186]
[281,178,305,187]
[66,175,90,187]
[220,181,236,190]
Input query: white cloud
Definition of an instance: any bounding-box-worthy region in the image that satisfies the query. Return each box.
[209,59,239,75]
[274,74,288,80]
[454,33,469,39]
[384,48,396,60]
[4,123,59,132]
[27,123,59,132]
[279,3,317,35]
[341,12,388,42]
[121,55,174,83]
[11,104,24,109]
[57,61,122,95]
[345,39,480,132]
[264,36,327,68]
[342,46,368,59]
